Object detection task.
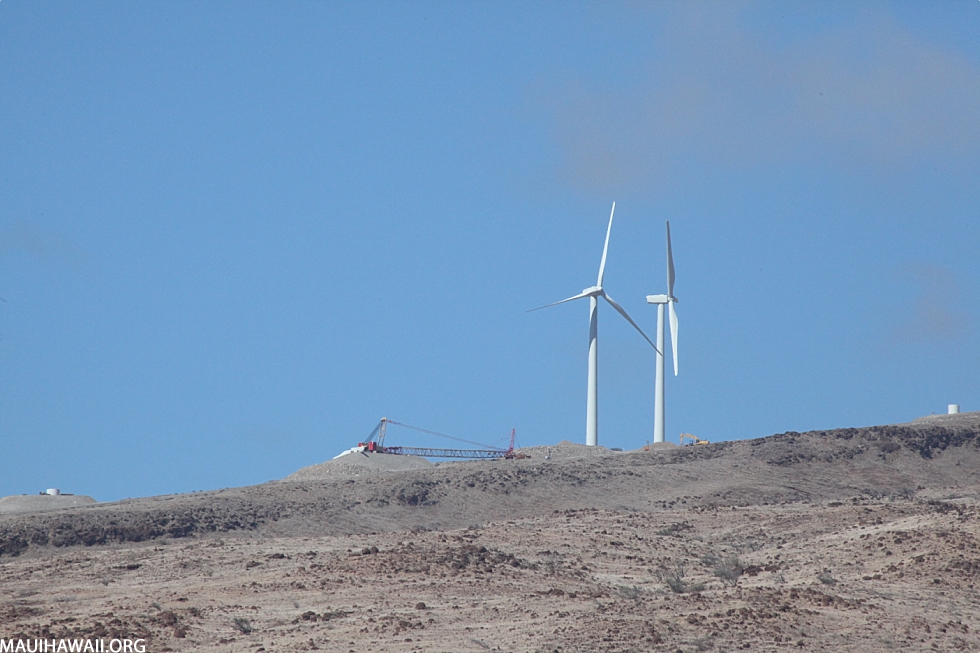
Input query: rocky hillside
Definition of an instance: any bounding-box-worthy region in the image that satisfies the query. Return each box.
[1,413,977,558]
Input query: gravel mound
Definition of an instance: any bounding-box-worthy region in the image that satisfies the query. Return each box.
[644,441,679,451]
[514,440,616,461]
[282,451,435,482]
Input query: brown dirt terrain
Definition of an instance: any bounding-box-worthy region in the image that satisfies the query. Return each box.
[1,413,979,652]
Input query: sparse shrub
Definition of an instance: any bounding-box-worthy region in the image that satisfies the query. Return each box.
[737,539,761,553]
[663,575,687,593]
[656,521,693,537]
[232,617,252,634]
[817,571,837,586]
[694,637,714,651]
[661,562,691,593]
[892,487,915,501]
[541,553,560,576]
[617,585,646,600]
[713,556,743,587]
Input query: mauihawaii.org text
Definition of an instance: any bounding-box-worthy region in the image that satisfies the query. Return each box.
[0,640,146,653]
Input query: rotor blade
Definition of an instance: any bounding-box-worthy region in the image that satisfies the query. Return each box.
[666,220,675,297]
[597,201,615,287]
[668,300,679,376]
[526,290,592,313]
[602,293,661,355]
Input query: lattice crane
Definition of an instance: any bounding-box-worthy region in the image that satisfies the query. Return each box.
[355,418,522,459]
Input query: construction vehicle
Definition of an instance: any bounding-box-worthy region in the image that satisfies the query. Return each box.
[680,433,709,446]
[345,418,526,460]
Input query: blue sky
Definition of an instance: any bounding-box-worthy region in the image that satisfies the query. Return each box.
[1,2,978,502]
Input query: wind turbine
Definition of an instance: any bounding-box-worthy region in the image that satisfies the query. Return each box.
[646,220,678,444]
[529,202,660,447]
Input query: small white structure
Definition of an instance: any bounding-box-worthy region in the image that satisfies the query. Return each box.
[45,488,61,496]
[949,404,960,414]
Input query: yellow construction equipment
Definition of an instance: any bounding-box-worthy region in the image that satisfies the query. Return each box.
[680,433,709,446]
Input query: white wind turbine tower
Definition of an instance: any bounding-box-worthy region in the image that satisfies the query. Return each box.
[530,202,660,447]
[646,220,678,444]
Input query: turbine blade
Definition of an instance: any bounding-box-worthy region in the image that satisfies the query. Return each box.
[668,300,679,376]
[527,290,592,313]
[597,201,615,287]
[602,293,661,355]
[666,220,675,297]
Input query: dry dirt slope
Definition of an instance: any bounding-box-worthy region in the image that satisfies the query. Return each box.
[1,414,979,652]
